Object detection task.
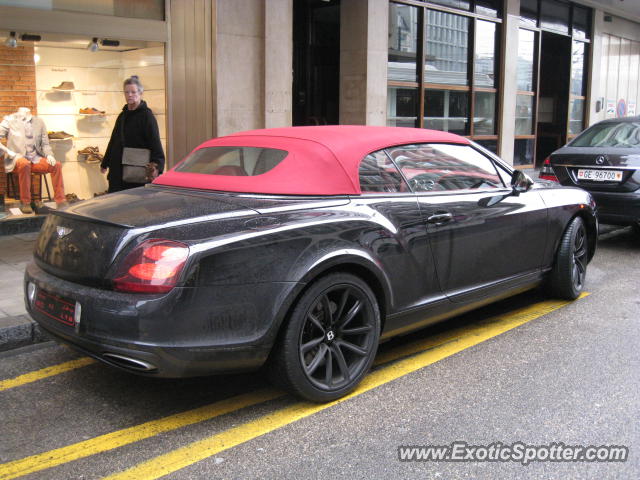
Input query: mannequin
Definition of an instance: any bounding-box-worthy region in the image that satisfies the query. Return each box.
[0,108,67,213]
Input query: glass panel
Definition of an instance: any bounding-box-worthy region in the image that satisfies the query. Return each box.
[572,5,590,40]
[359,151,406,193]
[473,91,496,135]
[388,3,419,82]
[514,138,535,166]
[571,121,640,148]
[569,98,584,135]
[388,144,503,192]
[520,0,538,27]
[515,95,534,135]
[425,11,470,86]
[426,0,470,11]
[540,0,569,35]
[474,20,497,87]
[175,147,287,175]
[517,29,536,92]
[387,87,419,127]
[475,0,500,18]
[474,139,498,153]
[424,89,469,135]
[570,41,586,96]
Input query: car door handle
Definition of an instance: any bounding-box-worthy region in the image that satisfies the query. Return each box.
[427,212,453,224]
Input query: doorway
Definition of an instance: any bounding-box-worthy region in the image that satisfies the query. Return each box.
[535,32,571,166]
[292,0,340,126]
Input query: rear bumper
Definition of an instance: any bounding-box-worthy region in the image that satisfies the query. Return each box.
[24,262,297,377]
[590,190,640,225]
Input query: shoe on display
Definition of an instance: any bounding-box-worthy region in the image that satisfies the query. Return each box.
[33,201,51,214]
[79,107,106,115]
[86,154,103,163]
[20,203,33,214]
[78,146,99,155]
[48,131,73,140]
[52,81,75,91]
[65,193,80,203]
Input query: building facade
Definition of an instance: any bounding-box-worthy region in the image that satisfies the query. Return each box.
[1,0,640,200]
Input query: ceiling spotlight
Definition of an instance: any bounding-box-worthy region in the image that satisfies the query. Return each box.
[101,39,120,47]
[20,33,41,42]
[5,31,17,48]
[88,37,99,52]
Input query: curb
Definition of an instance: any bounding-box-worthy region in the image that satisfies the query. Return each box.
[0,314,51,352]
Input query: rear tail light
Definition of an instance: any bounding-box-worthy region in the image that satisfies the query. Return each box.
[113,239,189,293]
[539,157,558,182]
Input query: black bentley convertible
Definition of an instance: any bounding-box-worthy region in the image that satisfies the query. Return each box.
[25,126,597,402]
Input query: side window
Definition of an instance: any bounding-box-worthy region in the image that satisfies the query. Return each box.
[386,143,505,192]
[358,150,407,193]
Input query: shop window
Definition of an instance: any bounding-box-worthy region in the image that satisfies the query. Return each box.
[572,6,591,40]
[519,0,538,28]
[424,90,469,135]
[28,36,166,200]
[387,87,419,127]
[386,2,500,145]
[425,11,470,86]
[514,138,535,166]
[475,0,500,18]
[540,0,570,35]
[388,3,419,83]
[427,0,471,12]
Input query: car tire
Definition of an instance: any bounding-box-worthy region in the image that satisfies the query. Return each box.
[547,216,588,300]
[270,273,380,402]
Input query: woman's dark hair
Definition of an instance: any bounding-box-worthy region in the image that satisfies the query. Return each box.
[123,75,144,93]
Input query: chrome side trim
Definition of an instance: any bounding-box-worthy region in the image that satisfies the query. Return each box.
[554,164,637,170]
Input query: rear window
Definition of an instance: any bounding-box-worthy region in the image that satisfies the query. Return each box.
[175,146,288,176]
[571,121,640,148]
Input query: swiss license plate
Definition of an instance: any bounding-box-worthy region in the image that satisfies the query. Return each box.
[577,169,623,182]
[34,290,75,326]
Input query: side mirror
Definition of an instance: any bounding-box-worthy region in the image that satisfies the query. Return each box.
[511,170,534,195]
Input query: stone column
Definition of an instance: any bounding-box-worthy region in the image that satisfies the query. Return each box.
[265,0,292,128]
[497,0,520,165]
[339,0,388,125]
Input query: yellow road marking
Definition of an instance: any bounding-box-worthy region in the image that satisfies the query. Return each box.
[106,294,589,480]
[0,389,283,480]
[0,357,96,392]
[0,293,589,480]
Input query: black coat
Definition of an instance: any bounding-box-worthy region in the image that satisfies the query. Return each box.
[102,101,165,192]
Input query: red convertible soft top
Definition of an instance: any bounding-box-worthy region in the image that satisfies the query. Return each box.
[153,125,469,195]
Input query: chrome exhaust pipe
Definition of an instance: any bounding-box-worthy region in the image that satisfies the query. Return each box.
[102,353,157,372]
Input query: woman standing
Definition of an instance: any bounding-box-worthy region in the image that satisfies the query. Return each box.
[101,75,165,192]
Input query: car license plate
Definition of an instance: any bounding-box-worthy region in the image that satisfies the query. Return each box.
[34,289,76,326]
[577,169,623,182]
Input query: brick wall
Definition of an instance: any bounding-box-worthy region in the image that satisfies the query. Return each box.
[0,44,37,199]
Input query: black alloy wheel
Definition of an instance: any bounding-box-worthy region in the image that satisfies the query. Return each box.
[548,216,588,300]
[271,273,380,402]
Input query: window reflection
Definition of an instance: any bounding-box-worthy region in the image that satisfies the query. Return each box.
[517,29,535,91]
[569,99,584,134]
[514,139,535,165]
[424,90,469,135]
[540,0,569,35]
[571,41,586,96]
[387,143,502,192]
[474,91,496,135]
[388,3,419,82]
[387,87,418,127]
[475,21,496,87]
[515,95,534,135]
[425,11,469,86]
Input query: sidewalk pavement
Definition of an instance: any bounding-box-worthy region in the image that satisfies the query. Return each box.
[0,167,543,353]
[0,232,50,352]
